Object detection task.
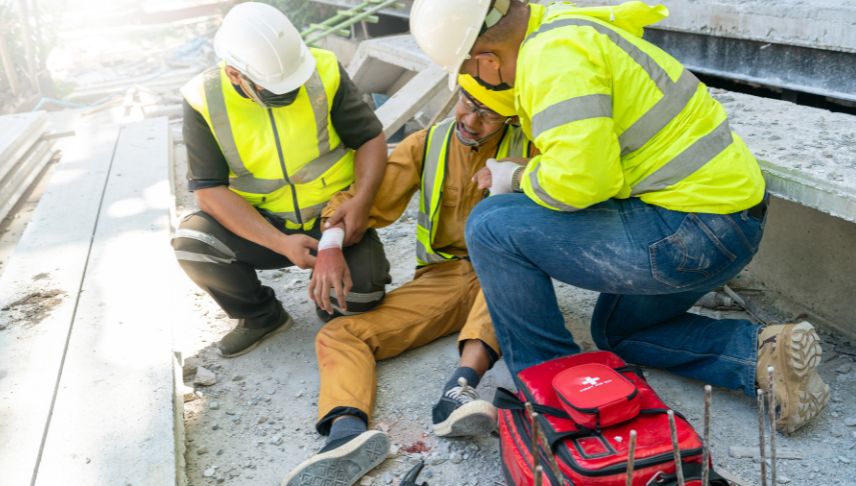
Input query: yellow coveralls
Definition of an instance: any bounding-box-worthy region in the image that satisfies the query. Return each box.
[314,128,522,431]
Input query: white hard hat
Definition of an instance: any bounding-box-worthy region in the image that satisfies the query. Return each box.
[214,2,315,95]
[410,0,511,90]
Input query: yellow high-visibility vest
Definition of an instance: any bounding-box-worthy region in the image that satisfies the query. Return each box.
[181,48,355,230]
[516,2,765,214]
[416,120,531,267]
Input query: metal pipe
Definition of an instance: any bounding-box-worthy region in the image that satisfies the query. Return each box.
[625,430,637,486]
[667,410,686,486]
[757,389,768,486]
[702,385,712,486]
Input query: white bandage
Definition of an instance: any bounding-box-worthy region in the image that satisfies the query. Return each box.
[318,227,345,251]
[487,158,522,195]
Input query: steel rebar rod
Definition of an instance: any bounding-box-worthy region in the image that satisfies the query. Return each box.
[757,389,768,486]
[702,385,712,486]
[626,430,637,486]
[667,410,686,486]
[767,366,778,485]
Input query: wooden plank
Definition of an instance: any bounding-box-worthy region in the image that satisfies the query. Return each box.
[0,112,47,182]
[34,118,179,485]
[0,122,120,486]
[0,141,55,223]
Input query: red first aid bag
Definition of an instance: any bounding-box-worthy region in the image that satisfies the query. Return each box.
[495,351,728,486]
[553,363,640,429]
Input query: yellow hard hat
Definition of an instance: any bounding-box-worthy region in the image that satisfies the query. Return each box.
[457,74,516,118]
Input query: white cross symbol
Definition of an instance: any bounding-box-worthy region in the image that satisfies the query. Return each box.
[582,376,600,386]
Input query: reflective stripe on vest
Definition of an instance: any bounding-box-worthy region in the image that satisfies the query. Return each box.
[203,68,346,195]
[524,17,734,197]
[416,121,531,266]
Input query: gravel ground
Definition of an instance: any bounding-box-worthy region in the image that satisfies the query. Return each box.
[172,125,856,486]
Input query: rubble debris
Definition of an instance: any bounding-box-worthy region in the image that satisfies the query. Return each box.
[194,366,217,386]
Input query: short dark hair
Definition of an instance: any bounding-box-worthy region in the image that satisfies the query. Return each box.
[479,0,528,44]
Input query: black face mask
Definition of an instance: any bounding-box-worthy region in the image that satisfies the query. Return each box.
[232,77,301,107]
[474,62,513,91]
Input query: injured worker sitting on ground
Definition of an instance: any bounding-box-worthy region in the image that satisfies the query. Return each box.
[282,75,535,486]
[171,2,391,359]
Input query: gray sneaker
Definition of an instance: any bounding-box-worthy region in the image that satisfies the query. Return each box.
[282,430,389,486]
[217,312,293,358]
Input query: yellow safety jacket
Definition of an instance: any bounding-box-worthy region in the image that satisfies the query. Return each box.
[417,119,531,266]
[181,48,355,230]
[517,2,765,214]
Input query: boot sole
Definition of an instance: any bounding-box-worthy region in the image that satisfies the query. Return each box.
[433,400,497,438]
[781,372,829,434]
[282,430,389,486]
[774,321,828,433]
[781,321,823,378]
[218,315,294,358]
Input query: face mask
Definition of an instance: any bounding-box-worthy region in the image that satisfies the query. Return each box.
[235,75,301,108]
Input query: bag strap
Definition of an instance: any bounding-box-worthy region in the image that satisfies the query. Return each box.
[647,462,729,486]
[494,387,571,419]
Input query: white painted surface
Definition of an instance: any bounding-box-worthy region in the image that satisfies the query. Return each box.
[0,122,119,486]
[34,118,178,485]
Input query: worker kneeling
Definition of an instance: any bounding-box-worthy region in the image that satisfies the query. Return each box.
[172,2,390,358]
[282,76,534,486]
[412,0,829,438]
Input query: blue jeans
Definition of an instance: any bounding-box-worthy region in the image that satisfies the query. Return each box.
[466,194,766,396]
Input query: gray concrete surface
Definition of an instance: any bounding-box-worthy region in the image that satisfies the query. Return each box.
[571,0,856,52]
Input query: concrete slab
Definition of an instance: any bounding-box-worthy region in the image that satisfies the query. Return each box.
[34,118,179,485]
[570,0,856,53]
[0,121,120,486]
[712,89,856,223]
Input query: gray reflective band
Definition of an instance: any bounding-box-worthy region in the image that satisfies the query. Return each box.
[631,119,733,195]
[420,119,456,238]
[416,240,450,265]
[528,164,581,212]
[506,127,529,158]
[417,212,430,229]
[173,229,236,259]
[290,145,347,184]
[204,70,250,176]
[531,94,612,139]
[619,70,697,156]
[330,287,386,304]
[174,251,235,265]
[304,69,332,152]
[524,18,701,155]
[269,201,328,224]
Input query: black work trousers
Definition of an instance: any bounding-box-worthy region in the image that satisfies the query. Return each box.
[172,210,391,328]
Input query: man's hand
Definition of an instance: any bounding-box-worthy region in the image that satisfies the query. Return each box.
[277,234,318,269]
[473,159,525,195]
[325,195,371,246]
[308,226,352,315]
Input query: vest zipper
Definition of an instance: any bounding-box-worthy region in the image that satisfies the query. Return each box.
[267,108,303,225]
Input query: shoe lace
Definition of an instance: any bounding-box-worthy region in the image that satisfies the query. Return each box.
[444,377,479,405]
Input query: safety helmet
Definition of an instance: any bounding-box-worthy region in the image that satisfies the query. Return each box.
[213,2,315,95]
[458,74,515,117]
[410,0,512,90]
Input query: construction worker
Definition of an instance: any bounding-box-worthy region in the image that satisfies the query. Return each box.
[172,2,390,357]
[282,76,534,486]
[410,0,829,433]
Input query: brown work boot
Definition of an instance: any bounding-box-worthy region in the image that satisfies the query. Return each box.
[756,321,829,434]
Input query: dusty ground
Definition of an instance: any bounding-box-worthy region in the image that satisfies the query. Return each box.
[171,118,856,485]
